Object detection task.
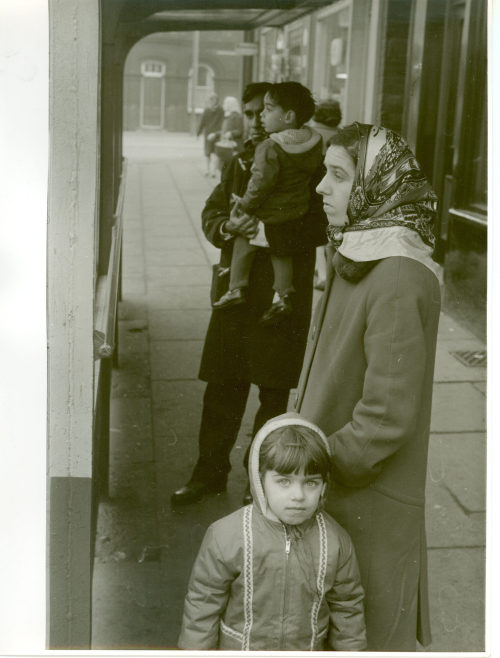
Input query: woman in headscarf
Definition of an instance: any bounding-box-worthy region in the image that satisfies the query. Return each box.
[295,123,441,651]
[214,96,245,170]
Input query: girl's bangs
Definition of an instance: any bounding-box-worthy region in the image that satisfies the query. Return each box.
[259,427,330,478]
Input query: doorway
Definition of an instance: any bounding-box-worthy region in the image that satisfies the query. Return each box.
[140,60,166,129]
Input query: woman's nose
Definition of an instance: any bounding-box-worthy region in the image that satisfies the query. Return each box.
[316,174,329,196]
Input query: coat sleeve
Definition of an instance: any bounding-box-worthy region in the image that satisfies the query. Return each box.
[177,525,236,650]
[201,159,238,248]
[325,533,367,651]
[239,141,280,213]
[330,260,432,487]
[197,110,206,136]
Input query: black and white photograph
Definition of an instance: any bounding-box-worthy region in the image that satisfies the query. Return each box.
[1,0,496,655]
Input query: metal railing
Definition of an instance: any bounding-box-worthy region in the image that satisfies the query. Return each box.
[94,161,127,361]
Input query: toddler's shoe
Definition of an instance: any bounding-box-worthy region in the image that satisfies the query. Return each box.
[259,294,292,326]
[213,287,246,309]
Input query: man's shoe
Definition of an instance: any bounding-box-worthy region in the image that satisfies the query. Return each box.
[170,481,225,506]
[259,295,292,326]
[212,288,246,309]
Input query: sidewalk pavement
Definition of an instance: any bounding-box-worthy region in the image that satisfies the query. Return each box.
[91,132,486,652]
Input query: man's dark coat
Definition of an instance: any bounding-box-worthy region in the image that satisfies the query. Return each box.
[198,142,327,390]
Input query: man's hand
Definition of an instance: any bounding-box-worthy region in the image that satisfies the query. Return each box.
[225,210,258,239]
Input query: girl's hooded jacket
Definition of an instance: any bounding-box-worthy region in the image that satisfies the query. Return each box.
[177,413,367,652]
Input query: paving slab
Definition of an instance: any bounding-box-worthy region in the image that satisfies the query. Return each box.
[146,286,211,310]
[152,380,206,437]
[437,311,479,341]
[150,339,204,380]
[426,547,485,652]
[144,235,203,252]
[428,433,486,512]
[434,340,487,382]
[92,562,167,649]
[121,276,146,296]
[145,264,210,287]
[431,382,487,433]
[148,308,211,340]
[426,478,485,548]
[146,248,208,266]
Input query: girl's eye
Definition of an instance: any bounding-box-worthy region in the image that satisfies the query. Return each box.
[277,478,290,487]
[306,480,321,488]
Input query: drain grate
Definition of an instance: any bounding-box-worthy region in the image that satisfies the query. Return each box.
[450,349,487,367]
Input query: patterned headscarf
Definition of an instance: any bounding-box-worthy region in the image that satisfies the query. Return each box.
[327,123,437,249]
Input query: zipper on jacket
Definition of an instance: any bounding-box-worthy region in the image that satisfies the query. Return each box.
[285,534,291,558]
[280,526,290,649]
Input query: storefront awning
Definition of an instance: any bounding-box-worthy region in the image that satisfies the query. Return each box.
[118,0,334,31]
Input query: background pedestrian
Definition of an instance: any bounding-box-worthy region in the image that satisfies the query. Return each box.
[196,93,224,178]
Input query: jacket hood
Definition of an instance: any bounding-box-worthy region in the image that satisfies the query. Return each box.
[248,412,331,521]
[270,126,322,154]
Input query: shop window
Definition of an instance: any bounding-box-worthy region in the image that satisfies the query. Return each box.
[187,64,215,114]
[260,28,285,83]
[284,21,308,84]
[313,1,352,116]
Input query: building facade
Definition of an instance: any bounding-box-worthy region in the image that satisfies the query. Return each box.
[123,31,245,132]
[247,0,487,337]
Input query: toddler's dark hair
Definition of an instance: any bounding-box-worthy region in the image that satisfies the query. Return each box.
[259,425,330,480]
[266,81,316,126]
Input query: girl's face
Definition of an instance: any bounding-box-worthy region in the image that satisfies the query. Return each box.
[262,469,326,526]
[260,93,287,134]
[316,145,356,227]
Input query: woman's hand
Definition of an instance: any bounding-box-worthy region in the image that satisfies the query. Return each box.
[207,132,216,141]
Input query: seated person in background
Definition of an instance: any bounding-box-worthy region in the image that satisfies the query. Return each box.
[178,413,367,652]
[213,82,323,325]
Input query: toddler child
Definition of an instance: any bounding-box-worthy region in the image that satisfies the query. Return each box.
[177,412,367,651]
[212,82,324,326]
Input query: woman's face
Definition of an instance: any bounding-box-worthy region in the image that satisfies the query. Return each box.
[316,145,356,227]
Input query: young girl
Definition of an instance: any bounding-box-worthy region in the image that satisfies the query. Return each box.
[177,412,367,651]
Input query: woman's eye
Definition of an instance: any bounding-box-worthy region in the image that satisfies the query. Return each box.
[306,480,321,488]
[277,479,290,487]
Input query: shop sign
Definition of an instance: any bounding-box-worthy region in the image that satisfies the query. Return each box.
[235,42,258,56]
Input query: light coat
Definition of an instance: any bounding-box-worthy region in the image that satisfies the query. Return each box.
[295,254,441,651]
